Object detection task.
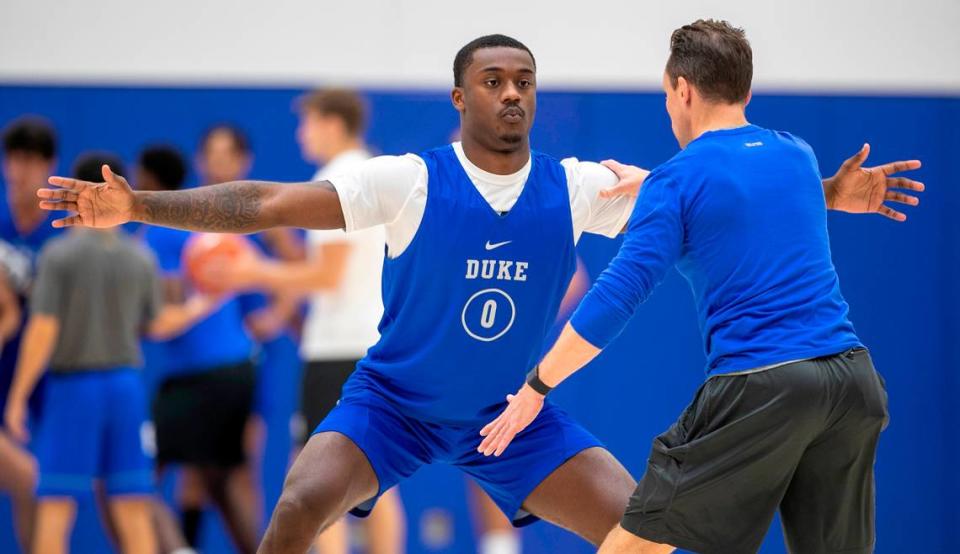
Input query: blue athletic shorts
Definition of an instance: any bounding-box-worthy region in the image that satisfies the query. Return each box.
[314,384,603,526]
[34,368,154,498]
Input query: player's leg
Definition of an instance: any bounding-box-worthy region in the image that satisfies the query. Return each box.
[176,467,207,548]
[262,390,430,554]
[32,372,102,552]
[260,431,380,554]
[238,413,266,528]
[299,359,390,554]
[521,446,636,545]
[170,362,258,553]
[196,464,259,554]
[364,486,406,554]
[101,369,162,554]
[109,496,157,554]
[33,498,77,554]
[458,403,635,546]
[152,372,210,548]
[210,363,260,553]
[312,517,349,553]
[151,492,194,554]
[0,431,36,550]
[779,348,888,554]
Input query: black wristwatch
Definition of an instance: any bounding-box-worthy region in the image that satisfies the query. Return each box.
[525,365,553,396]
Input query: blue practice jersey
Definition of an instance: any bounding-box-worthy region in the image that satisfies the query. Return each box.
[140,226,253,379]
[345,145,577,425]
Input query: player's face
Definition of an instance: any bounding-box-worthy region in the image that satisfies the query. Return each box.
[297,110,341,164]
[455,47,536,153]
[663,71,693,148]
[198,130,251,184]
[2,151,55,203]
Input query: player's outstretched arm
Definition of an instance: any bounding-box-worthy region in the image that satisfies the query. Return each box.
[824,144,923,221]
[599,145,925,222]
[39,164,345,233]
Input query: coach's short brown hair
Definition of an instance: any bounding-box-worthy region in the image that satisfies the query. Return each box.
[666,19,752,104]
[297,88,368,136]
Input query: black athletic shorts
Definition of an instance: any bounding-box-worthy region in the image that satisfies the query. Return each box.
[152,361,255,467]
[296,359,356,443]
[622,347,888,554]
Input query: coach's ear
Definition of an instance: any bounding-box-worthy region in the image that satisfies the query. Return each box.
[451,87,466,114]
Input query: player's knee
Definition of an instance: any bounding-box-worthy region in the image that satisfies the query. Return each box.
[278,470,346,524]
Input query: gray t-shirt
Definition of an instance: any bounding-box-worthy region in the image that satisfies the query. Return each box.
[31,230,163,372]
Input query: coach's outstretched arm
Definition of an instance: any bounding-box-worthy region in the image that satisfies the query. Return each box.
[37,164,345,232]
[600,144,924,221]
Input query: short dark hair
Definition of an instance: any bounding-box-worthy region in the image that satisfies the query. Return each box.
[72,152,125,182]
[200,124,251,156]
[297,88,368,136]
[139,145,187,191]
[666,19,752,104]
[453,34,536,87]
[2,116,57,160]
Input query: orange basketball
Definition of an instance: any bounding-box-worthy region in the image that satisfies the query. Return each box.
[182,233,255,293]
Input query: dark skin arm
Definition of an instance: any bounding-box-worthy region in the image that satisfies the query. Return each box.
[37,165,345,233]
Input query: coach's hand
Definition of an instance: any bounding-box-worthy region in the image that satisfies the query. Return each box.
[478,384,544,457]
[39,165,136,228]
[825,144,923,221]
[3,398,29,443]
[598,160,650,198]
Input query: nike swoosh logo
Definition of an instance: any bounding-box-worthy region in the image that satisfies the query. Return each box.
[485,240,512,251]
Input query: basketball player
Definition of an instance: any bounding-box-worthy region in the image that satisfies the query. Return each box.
[139,130,260,554]
[479,21,923,554]
[5,153,219,554]
[0,116,64,552]
[36,35,921,553]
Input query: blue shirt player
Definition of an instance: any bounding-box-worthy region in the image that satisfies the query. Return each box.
[37,34,923,553]
[481,21,924,554]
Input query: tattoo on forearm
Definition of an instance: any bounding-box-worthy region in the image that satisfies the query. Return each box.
[140,181,267,232]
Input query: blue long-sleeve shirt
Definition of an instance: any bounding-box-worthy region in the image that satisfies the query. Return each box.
[570,124,861,376]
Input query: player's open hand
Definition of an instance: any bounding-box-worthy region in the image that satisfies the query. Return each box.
[39,164,136,228]
[3,398,29,443]
[478,383,544,457]
[598,160,650,199]
[826,144,923,221]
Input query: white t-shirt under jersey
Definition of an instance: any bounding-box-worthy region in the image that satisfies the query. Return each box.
[330,142,636,257]
[301,149,387,361]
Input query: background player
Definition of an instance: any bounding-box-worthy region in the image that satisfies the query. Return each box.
[139,130,260,554]
[0,117,63,552]
[4,153,220,554]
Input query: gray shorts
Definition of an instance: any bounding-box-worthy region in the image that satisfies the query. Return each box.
[622,348,888,554]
